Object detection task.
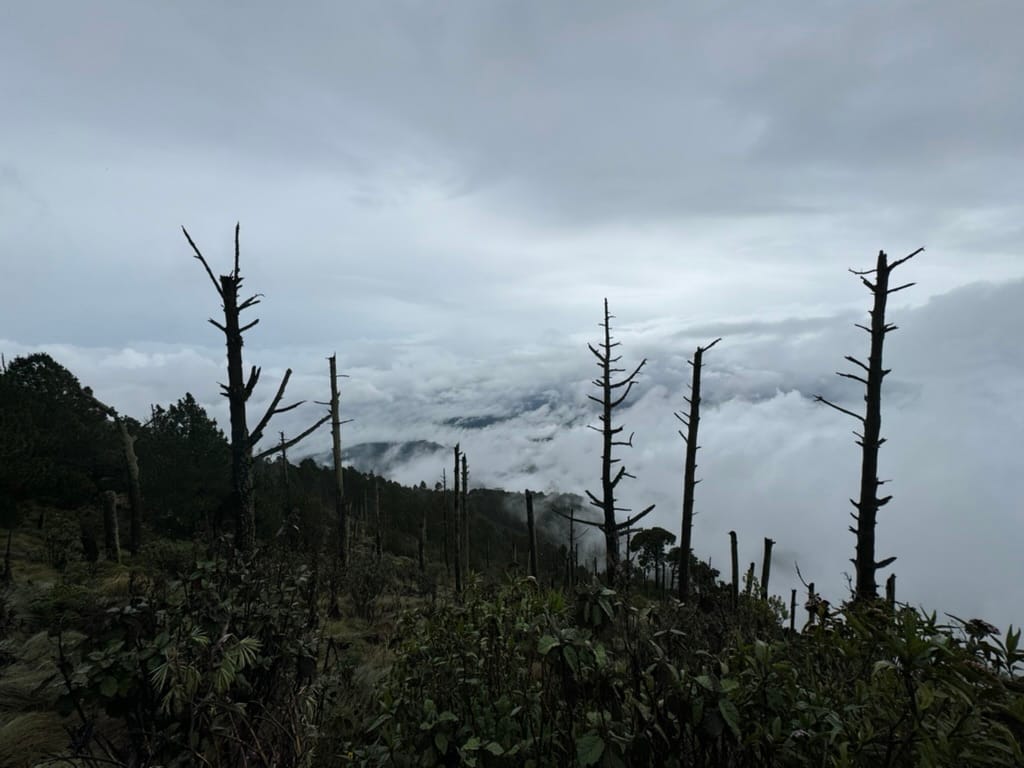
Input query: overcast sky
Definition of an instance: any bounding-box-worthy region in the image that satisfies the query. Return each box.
[3,2,1023,629]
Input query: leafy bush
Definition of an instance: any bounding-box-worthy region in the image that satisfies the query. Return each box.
[57,549,330,767]
[346,579,1024,767]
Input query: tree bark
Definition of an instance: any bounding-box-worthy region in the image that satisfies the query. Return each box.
[116,417,143,555]
[329,355,347,567]
[760,537,775,600]
[729,530,739,610]
[453,445,462,595]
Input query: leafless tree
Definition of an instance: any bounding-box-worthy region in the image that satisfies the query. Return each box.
[584,298,654,584]
[815,248,921,601]
[183,224,330,552]
[675,337,720,602]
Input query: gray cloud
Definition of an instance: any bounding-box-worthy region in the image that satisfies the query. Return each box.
[3,4,1024,629]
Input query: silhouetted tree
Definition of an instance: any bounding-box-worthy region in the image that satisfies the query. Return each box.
[183,224,329,551]
[675,337,720,602]
[584,298,654,584]
[816,248,921,601]
[629,526,676,590]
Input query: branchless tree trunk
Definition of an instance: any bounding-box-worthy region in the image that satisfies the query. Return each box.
[816,248,921,601]
[103,491,121,563]
[327,355,352,567]
[760,537,775,601]
[729,530,739,610]
[583,298,654,584]
[675,338,720,602]
[441,468,450,576]
[183,224,330,552]
[453,444,462,595]
[461,453,469,575]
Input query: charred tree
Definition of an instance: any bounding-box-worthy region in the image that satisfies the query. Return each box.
[675,337,721,602]
[760,537,775,601]
[327,355,352,567]
[729,530,739,610]
[183,224,329,552]
[374,479,383,559]
[441,469,450,576]
[461,453,469,575]
[584,298,654,584]
[815,248,921,601]
[453,444,463,595]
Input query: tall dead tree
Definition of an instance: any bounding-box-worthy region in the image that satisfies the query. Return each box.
[441,468,450,576]
[729,530,739,610]
[87,395,144,555]
[675,337,721,602]
[183,224,330,552]
[103,491,121,563]
[326,355,352,567]
[815,248,921,601]
[760,537,775,601]
[453,444,463,594]
[585,298,654,584]
[461,453,470,575]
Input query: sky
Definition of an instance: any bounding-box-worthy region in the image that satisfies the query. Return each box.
[3,2,1023,629]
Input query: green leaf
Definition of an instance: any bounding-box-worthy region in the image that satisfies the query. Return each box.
[576,731,605,767]
[99,676,118,698]
[718,699,741,740]
[538,635,560,655]
[484,742,505,756]
[434,731,449,754]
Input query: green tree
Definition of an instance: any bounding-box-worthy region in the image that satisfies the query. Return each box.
[136,393,231,536]
[0,353,118,507]
[629,526,676,590]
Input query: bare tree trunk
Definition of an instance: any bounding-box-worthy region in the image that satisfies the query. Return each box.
[441,469,450,576]
[760,537,775,600]
[676,338,720,602]
[729,530,739,610]
[745,562,755,598]
[461,454,469,575]
[418,497,426,574]
[183,224,330,553]
[806,582,816,628]
[115,417,143,555]
[374,480,382,559]
[790,589,797,632]
[329,355,347,567]
[585,299,653,584]
[525,490,538,579]
[886,573,896,606]
[453,445,462,595]
[816,248,921,601]
[103,491,121,563]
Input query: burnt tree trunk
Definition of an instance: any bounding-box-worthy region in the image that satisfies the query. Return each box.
[525,490,538,579]
[760,537,775,601]
[676,338,720,602]
[586,298,654,584]
[729,530,739,610]
[453,444,462,595]
[374,480,383,559]
[328,355,347,567]
[184,224,330,553]
[441,469,450,576]
[116,417,143,555]
[461,453,469,575]
[816,248,921,601]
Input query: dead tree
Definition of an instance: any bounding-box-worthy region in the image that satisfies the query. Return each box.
[675,338,721,602]
[86,394,144,555]
[815,248,921,601]
[326,355,352,567]
[729,530,739,610]
[525,490,538,579]
[441,469,450,576]
[374,479,383,559]
[585,298,654,584]
[183,224,330,552]
[760,537,775,600]
[461,453,470,575]
[453,444,462,594]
